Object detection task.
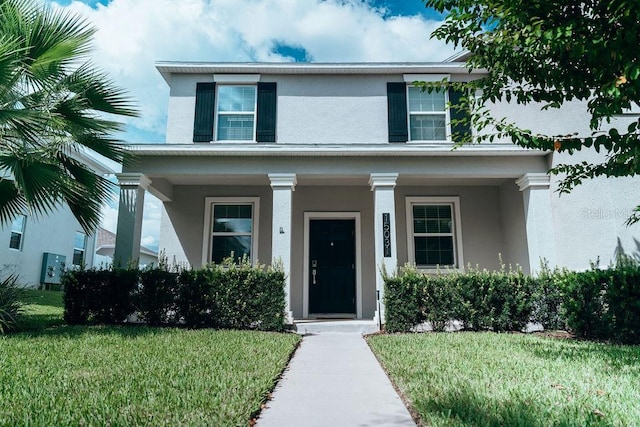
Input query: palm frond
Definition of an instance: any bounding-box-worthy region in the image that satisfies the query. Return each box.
[0,178,27,226]
[0,0,139,230]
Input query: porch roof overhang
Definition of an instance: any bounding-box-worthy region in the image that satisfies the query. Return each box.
[127,143,548,158]
[122,144,551,202]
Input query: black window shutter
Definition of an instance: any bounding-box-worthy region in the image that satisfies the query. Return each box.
[256,82,277,142]
[448,87,472,143]
[387,82,408,143]
[193,82,215,142]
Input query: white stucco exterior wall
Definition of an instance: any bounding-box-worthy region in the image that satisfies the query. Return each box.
[274,74,392,144]
[548,149,640,268]
[0,207,95,287]
[163,73,397,144]
[165,73,212,143]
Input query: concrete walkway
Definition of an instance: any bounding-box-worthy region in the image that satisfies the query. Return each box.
[256,333,416,427]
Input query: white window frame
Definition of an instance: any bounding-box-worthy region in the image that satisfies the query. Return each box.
[406,85,450,143]
[201,197,260,266]
[214,85,258,143]
[9,214,26,251]
[405,196,464,270]
[72,231,87,267]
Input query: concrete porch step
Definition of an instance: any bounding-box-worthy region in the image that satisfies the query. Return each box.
[293,319,380,334]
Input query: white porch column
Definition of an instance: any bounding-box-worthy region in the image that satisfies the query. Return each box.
[516,173,557,273]
[269,173,297,323]
[114,173,151,267]
[369,173,399,324]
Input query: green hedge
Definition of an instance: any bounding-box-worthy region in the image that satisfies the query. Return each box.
[383,257,640,344]
[384,265,537,333]
[62,261,287,331]
[63,269,138,325]
[560,257,640,343]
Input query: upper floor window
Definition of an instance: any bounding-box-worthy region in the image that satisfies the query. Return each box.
[193,81,276,143]
[73,231,87,267]
[407,86,447,141]
[216,86,257,141]
[9,214,26,250]
[387,81,471,144]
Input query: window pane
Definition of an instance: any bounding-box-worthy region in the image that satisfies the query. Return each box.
[217,86,256,112]
[74,232,86,250]
[217,115,254,140]
[414,236,455,266]
[213,205,253,232]
[73,249,84,266]
[211,236,251,264]
[410,114,446,141]
[9,232,21,250]
[408,87,445,112]
[11,215,25,233]
[413,204,452,233]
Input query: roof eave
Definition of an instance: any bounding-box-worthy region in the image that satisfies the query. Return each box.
[155,61,485,84]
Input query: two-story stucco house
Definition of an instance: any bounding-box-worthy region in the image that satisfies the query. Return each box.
[113,57,640,325]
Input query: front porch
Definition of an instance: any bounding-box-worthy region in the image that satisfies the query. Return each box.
[113,148,556,324]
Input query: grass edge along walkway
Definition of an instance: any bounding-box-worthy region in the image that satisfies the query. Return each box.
[367,332,640,427]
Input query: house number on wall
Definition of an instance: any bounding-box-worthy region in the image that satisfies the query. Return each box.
[383,213,392,258]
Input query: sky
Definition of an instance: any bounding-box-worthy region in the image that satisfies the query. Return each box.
[47,0,454,253]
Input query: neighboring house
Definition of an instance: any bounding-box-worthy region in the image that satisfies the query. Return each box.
[94,227,157,268]
[0,151,115,288]
[113,58,640,323]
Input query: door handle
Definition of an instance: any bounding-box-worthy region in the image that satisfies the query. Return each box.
[312,269,317,285]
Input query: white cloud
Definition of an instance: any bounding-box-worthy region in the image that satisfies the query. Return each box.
[140,194,161,252]
[60,0,455,250]
[100,203,119,233]
[54,0,454,142]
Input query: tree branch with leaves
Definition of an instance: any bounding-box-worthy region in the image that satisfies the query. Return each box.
[423,0,640,223]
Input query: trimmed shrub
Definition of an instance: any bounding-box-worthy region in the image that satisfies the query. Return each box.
[217,262,286,330]
[62,259,287,331]
[417,270,459,332]
[63,268,138,325]
[530,263,565,330]
[606,256,640,344]
[176,262,287,331]
[136,268,179,326]
[383,266,423,333]
[0,275,23,334]
[175,268,218,328]
[384,264,538,333]
[561,256,640,344]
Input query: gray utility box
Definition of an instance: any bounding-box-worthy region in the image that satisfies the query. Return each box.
[40,253,66,286]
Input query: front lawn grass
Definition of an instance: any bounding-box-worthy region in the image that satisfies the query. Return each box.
[18,288,65,330]
[368,332,640,427]
[2,290,300,426]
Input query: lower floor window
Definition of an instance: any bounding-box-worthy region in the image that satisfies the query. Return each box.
[73,231,87,266]
[406,197,463,268]
[9,215,26,250]
[205,198,259,264]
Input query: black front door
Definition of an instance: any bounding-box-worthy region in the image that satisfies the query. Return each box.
[309,219,356,314]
